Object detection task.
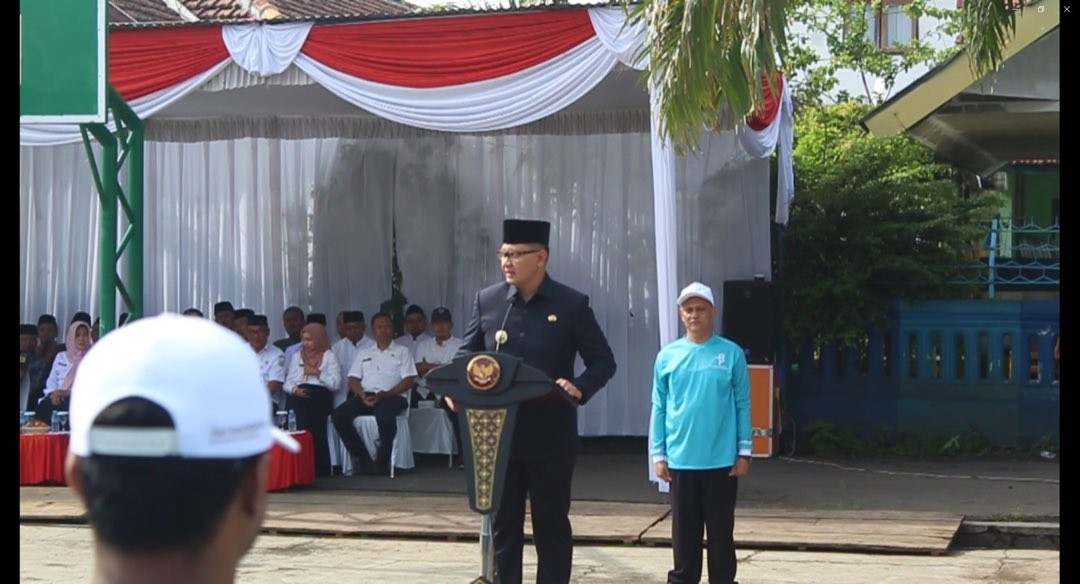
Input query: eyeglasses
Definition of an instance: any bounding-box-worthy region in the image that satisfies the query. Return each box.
[496,249,544,262]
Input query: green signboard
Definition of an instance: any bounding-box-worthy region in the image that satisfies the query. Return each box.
[20,0,107,124]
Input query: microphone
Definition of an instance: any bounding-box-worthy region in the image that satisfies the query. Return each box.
[494,297,513,352]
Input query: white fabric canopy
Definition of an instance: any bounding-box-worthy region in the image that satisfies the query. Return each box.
[19,7,788,439]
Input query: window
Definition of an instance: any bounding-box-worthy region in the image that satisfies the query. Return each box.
[852,0,919,52]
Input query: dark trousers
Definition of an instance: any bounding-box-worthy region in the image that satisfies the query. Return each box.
[286,387,334,477]
[331,393,406,470]
[441,397,464,461]
[35,395,69,424]
[668,467,739,584]
[494,455,576,584]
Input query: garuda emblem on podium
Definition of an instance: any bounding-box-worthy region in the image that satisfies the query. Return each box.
[466,355,501,391]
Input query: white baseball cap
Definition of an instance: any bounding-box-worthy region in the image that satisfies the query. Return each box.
[676,282,716,306]
[69,313,300,458]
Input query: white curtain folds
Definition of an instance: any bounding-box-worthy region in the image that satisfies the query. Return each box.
[737,81,796,225]
[19,129,768,437]
[222,22,314,78]
[293,41,619,133]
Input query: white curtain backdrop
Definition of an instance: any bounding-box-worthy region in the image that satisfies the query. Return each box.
[310,140,395,323]
[20,138,382,342]
[20,128,768,436]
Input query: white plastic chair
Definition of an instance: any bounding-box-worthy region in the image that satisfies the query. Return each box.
[408,405,457,468]
[352,401,415,478]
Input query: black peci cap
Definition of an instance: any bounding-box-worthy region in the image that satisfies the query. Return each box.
[503,219,550,246]
[214,301,235,315]
[343,311,365,324]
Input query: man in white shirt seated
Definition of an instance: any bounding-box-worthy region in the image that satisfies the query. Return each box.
[396,304,432,360]
[331,312,417,475]
[329,311,374,475]
[331,311,375,407]
[414,307,466,465]
[247,315,286,417]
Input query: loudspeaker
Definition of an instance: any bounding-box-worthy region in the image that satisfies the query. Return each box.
[722,280,775,365]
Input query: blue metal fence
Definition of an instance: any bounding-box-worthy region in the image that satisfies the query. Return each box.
[785,300,1059,448]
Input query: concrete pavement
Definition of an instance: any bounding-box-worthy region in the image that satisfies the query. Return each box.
[317,451,1062,520]
[20,524,1059,583]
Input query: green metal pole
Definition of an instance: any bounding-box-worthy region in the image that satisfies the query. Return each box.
[88,123,118,338]
[111,87,144,322]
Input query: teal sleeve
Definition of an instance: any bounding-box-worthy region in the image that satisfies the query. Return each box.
[649,354,668,458]
[732,349,752,453]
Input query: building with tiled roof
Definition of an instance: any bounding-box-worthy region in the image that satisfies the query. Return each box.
[108,0,416,26]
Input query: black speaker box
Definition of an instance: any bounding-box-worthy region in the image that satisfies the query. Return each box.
[721,280,775,365]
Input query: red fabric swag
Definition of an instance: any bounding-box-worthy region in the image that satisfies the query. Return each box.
[302,10,597,88]
[746,73,785,131]
[110,26,228,101]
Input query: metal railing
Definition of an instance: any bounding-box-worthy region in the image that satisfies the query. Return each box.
[952,215,1059,298]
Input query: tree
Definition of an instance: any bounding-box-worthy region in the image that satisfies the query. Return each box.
[784,0,961,106]
[779,102,1002,349]
[626,0,1023,152]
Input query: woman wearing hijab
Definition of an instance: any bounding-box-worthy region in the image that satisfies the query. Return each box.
[283,323,341,477]
[36,320,94,423]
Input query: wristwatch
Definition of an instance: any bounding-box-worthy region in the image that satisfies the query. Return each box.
[739,455,752,462]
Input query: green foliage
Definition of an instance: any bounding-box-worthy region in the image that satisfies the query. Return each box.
[939,425,994,457]
[780,102,1003,349]
[380,226,408,338]
[1030,434,1059,455]
[800,420,1029,459]
[625,0,791,154]
[784,0,962,105]
[959,0,1021,81]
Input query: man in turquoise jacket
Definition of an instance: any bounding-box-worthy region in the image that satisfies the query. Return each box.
[650,281,752,584]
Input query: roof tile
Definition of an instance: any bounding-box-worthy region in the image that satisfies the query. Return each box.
[108,0,187,24]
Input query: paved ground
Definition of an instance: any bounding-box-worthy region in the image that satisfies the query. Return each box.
[19,524,1060,583]
[319,451,1062,520]
[20,450,1060,581]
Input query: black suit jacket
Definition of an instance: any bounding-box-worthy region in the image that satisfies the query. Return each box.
[459,274,616,461]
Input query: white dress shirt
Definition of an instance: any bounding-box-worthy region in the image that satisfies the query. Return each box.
[42,353,74,401]
[415,335,464,397]
[283,349,341,396]
[331,335,375,406]
[347,341,417,394]
[254,343,287,409]
[395,332,432,360]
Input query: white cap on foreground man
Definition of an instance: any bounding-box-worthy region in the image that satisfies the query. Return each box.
[65,314,299,584]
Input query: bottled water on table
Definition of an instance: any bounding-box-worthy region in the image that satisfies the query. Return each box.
[287,409,297,432]
[50,411,60,433]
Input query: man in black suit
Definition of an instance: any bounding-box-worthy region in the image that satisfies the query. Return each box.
[453,218,617,584]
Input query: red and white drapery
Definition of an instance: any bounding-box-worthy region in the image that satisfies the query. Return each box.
[18,7,794,344]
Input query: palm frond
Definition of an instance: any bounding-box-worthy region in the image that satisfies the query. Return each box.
[627,0,791,154]
[959,0,1020,79]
